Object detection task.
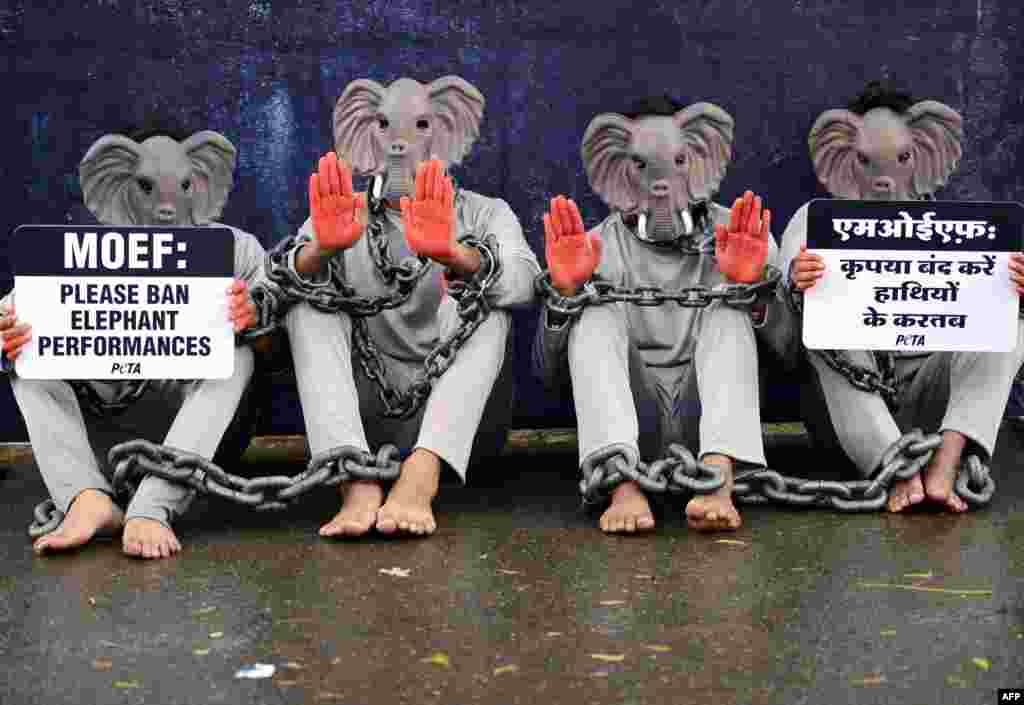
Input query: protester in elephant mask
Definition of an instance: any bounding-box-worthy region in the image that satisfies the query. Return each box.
[533,95,793,534]
[0,121,270,558]
[281,76,539,538]
[782,80,1024,513]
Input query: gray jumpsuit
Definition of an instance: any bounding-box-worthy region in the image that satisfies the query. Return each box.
[282,189,540,480]
[533,204,794,471]
[779,202,1024,475]
[2,225,268,528]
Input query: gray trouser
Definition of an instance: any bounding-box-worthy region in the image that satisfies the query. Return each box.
[10,345,255,528]
[283,298,512,480]
[567,301,766,468]
[805,319,1024,475]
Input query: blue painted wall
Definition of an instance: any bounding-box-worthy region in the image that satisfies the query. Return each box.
[2,1,1023,439]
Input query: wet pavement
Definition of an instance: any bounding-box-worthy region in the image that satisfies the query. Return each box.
[1,429,1023,705]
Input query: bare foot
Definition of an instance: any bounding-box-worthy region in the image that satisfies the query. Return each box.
[685,454,741,532]
[922,431,969,513]
[122,518,181,559]
[887,473,926,513]
[376,449,440,536]
[33,489,124,555]
[320,481,385,537]
[599,481,655,533]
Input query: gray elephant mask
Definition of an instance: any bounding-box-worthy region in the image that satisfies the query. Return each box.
[79,131,237,226]
[581,103,734,243]
[809,101,962,201]
[332,76,485,201]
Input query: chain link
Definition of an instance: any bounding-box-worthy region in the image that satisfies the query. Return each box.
[577,429,995,512]
[536,266,781,322]
[263,187,502,419]
[27,439,403,536]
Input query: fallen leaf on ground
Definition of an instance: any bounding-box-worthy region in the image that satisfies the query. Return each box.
[599,600,626,606]
[714,539,747,546]
[91,658,113,671]
[643,645,671,653]
[277,680,297,687]
[88,597,96,606]
[113,681,141,689]
[851,674,886,686]
[209,632,224,639]
[478,554,488,559]
[591,671,610,678]
[421,652,450,668]
[545,632,563,637]
[379,567,411,578]
[493,664,519,675]
[193,649,210,657]
[590,654,625,663]
[193,606,217,615]
[634,574,653,580]
[497,569,521,575]
[858,582,992,596]
[879,630,897,637]
[235,664,276,679]
[284,662,304,670]
[904,571,934,579]
[972,657,991,671]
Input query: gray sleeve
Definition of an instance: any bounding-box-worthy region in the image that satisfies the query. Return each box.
[753,231,802,369]
[531,306,573,392]
[230,228,268,286]
[779,203,811,288]
[474,198,540,309]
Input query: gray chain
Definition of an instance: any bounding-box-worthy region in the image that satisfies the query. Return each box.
[68,380,151,418]
[28,439,403,537]
[263,187,502,419]
[536,266,782,321]
[579,429,994,512]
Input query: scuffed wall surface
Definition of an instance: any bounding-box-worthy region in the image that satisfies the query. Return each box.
[2,1,1022,437]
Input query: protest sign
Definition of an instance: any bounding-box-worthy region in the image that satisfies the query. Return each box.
[11,225,235,379]
[802,200,1023,352]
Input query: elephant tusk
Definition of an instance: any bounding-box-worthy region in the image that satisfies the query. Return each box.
[637,212,648,240]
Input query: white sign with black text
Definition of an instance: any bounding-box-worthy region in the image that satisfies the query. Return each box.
[802,200,1023,352]
[12,226,235,379]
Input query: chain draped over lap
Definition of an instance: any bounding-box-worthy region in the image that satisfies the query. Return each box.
[28,184,507,536]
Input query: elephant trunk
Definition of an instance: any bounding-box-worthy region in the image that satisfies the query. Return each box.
[649,196,678,242]
[384,154,413,199]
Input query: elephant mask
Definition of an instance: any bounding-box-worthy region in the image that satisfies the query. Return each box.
[79,131,237,226]
[332,76,485,200]
[808,101,963,201]
[581,103,734,244]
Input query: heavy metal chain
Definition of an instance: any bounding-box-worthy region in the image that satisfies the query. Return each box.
[536,266,782,321]
[68,380,152,418]
[263,187,502,419]
[28,439,403,537]
[579,429,995,512]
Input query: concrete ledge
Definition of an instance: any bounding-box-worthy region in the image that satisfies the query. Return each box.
[0,424,811,466]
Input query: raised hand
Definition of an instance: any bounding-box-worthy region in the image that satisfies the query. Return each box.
[1010,253,1024,296]
[309,151,366,256]
[1,304,31,362]
[400,159,459,265]
[544,195,602,297]
[715,190,771,284]
[791,245,825,291]
[227,280,258,332]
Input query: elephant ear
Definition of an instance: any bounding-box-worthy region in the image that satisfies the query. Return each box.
[581,113,637,211]
[675,102,734,201]
[181,131,236,225]
[79,134,143,225]
[905,100,963,197]
[333,79,387,175]
[808,109,864,199]
[427,76,485,166]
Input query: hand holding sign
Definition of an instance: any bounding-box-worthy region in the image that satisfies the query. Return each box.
[227,280,257,333]
[791,245,826,291]
[1009,253,1024,295]
[1,304,32,361]
[715,190,771,284]
[309,152,366,257]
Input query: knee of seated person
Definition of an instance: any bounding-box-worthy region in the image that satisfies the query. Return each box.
[10,375,71,400]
